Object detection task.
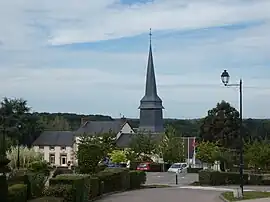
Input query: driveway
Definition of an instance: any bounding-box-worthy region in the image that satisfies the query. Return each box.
[97,187,221,202]
[145,172,198,186]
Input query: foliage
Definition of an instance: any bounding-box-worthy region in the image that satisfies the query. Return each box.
[7,146,43,169]
[245,140,270,170]
[78,132,116,159]
[196,141,220,165]
[27,172,47,199]
[199,170,249,186]
[52,167,73,178]
[8,184,28,202]
[222,191,270,201]
[158,126,185,164]
[43,185,73,202]
[200,100,241,148]
[129,133,156,159]
[41,115,71,131]
[129,170,146,189]
[77,141,103,174]
[123,148,137,161]
[28,160,50,175]
[109,150,127,163]
[28,197,64,202]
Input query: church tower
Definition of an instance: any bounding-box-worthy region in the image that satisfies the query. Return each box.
[138,29,164,133]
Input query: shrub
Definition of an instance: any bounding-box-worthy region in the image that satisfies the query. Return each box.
[49,174,90,202]
[28,160,50,175]
[129,170,146,189]
[28,197,64,202]
[7,146,43,169]
[199,170,249,185]
[27,172,47,199]
[43,185,73,202]
[187,167,203,173]
[8,184,27,202]
[97,168,130,193]
[89,176,99,199]
[53,167,73,178]
[249,174,270,185]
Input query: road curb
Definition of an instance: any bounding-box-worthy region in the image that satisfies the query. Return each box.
[219,193,230,202]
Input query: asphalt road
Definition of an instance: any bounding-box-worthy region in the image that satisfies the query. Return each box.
[97,187,222,202]
[145,172,198,186]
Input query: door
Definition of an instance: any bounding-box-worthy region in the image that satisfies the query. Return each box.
[60,155,67,166]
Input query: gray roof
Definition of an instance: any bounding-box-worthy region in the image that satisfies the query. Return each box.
[32,131,74,147]
[116,133,133,148]
[76,120,125,135]
[116,133,162,148]
[139,43,163,109]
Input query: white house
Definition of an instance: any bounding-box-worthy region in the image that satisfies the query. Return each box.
[32,131,75,167]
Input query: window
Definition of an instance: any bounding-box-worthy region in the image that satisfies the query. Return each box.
[49,154,55,164]
[49,146,54,150]
[61,146,66,150]
[39,146,44,149]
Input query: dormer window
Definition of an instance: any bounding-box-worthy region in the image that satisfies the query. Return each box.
[61,146,66,150]
[39,146,44,149]
[50,146,55,150]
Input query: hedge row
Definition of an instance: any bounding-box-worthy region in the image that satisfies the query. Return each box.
[46,168,146,202]
[187,167,203,173]
[7,171,48,201]
[199,170,270,185]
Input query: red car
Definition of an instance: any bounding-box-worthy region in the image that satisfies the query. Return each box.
[136,162,151,171]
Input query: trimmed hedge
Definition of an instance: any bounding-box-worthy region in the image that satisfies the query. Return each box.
[28,197,64,202]
[249,174,270,185]
[187,167,203,173]
[199,170,249,185]
[52,167,73,178]
[43,185,73,202]
[8,184,27,202]
[129,170,146,189]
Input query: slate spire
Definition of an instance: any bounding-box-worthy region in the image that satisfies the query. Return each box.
[138,29,164,133]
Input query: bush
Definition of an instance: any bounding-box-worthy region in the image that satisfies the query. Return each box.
[28,160,50,175]
[149,163,162,172]
[89,176,99,199]
[27,172,47,199]
[8,184,27,202]
[49,174,90,202]
[187,167,203,173]
[96,168,129,193]
[28,197,64,202]
[53,167,73,178]
[249,174,270,185]
[199,170,249,185]
[43,185,73,202]
[129,170,146,189]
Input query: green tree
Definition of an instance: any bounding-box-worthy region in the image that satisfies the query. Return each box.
[245,140,270,170]
[77,137,103,174]
[109,150,127,163]
[42,115,71,131]
[129,133,156,159]
[200,100,240,148]
[158,127,185,164]
[196,141,220,166]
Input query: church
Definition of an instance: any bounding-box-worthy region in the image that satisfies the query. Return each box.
[32,31,165,167]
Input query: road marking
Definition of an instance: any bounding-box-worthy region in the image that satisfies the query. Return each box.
[178,186,255,192]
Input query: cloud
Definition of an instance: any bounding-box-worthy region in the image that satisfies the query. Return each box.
[0,0,270,118]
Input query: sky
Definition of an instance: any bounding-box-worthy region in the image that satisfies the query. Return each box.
[0,0,270,119]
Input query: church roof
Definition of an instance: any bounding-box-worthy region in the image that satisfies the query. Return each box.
[139,33,163,109]
[76,120,125,135]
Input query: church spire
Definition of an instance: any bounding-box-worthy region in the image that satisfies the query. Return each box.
[143,28,159,100]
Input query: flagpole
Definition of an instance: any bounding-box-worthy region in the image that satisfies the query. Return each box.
[187,137,190,166]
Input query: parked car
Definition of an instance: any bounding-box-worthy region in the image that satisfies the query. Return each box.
[136,162,151,171]
[167,163,188,173]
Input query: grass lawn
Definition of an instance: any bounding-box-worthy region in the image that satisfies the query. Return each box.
[222,191,270,201]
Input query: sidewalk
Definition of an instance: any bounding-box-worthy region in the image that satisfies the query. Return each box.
[239,198,270,202]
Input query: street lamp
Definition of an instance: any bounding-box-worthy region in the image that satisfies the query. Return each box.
[17,124,22,169]
[220,70,244,196]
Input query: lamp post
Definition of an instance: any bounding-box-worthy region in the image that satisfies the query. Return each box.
[17,124,21,169]
[220,70,243,196]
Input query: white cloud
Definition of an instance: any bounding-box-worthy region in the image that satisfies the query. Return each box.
[0,0,270,118]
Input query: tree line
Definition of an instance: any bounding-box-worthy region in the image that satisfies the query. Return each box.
[1,97,270,149]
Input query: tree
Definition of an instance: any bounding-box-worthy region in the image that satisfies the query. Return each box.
[42,115,71,131]
[78,132,116,160]
[244,140,270,170]
[129,133,156,159]
[109,150,127,163]
[77,137,103,174]
[158,126,185,164]
[200,100,240,148]
[196,141,220,166]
